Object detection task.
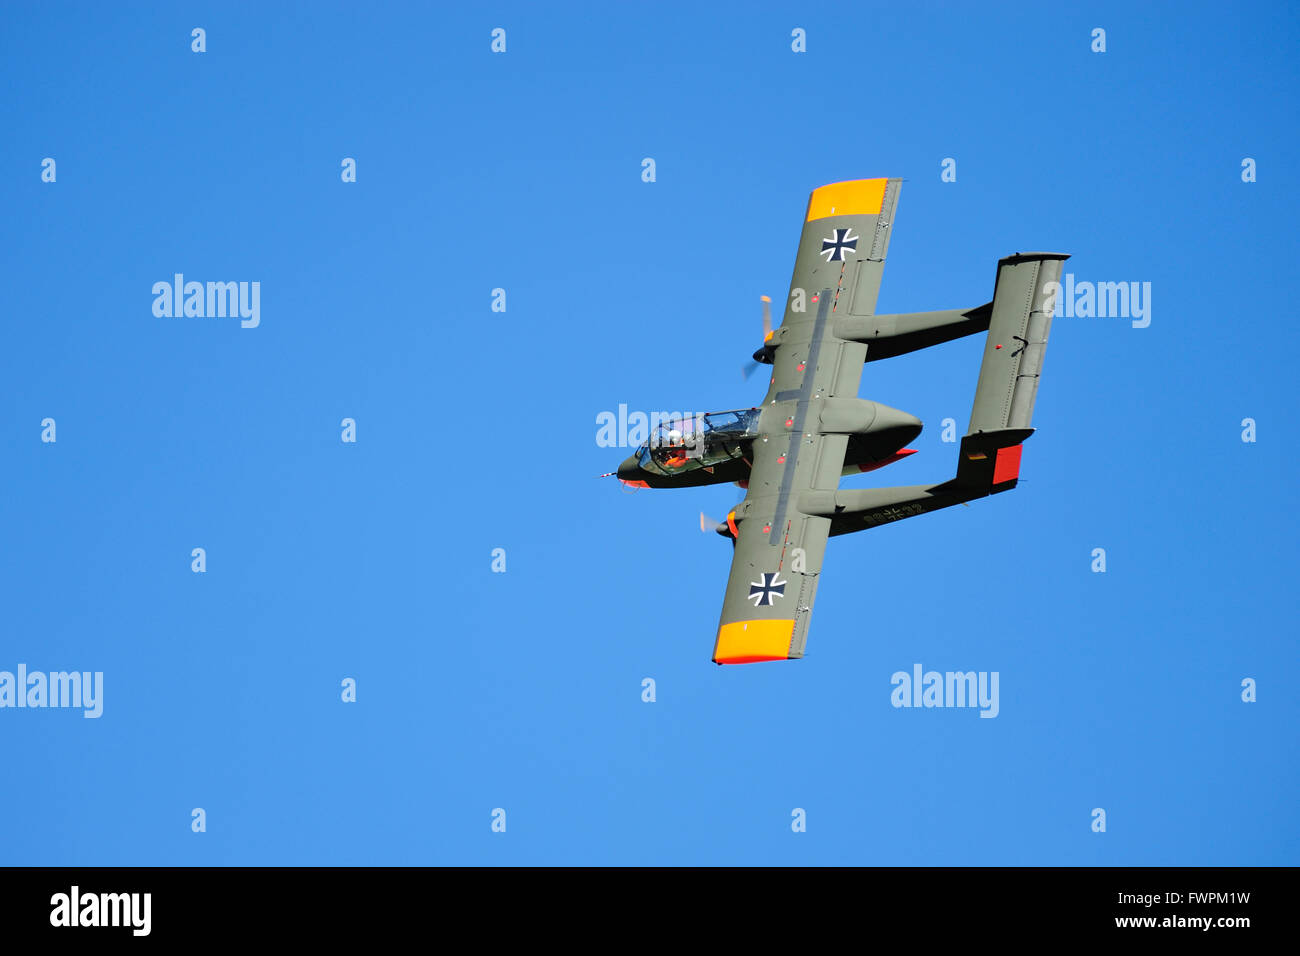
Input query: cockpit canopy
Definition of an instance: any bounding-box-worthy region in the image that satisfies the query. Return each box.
[635,409,760,476]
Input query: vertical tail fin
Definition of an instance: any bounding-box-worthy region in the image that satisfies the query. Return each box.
[957,252,1069,492]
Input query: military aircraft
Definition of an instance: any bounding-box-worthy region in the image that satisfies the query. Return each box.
[611,178,1067,664]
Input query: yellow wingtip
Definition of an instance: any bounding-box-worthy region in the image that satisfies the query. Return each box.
[712,619,796,664]
[805,178,889,222]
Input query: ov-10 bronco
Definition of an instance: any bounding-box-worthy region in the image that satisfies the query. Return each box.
[609,178,1067,665]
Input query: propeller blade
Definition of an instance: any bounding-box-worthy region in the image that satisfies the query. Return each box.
[741,295,775,380]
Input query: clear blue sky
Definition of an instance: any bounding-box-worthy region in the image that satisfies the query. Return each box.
[1,1,1295,865]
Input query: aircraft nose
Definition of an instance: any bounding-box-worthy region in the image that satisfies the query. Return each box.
[616,455,642,481]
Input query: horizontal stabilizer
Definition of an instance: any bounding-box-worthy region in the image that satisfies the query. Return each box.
[968,252,1068,436]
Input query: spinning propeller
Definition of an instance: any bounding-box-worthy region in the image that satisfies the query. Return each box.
[699,510,737,541]
[741,295,775,381]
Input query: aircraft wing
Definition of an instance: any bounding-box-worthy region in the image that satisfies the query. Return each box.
[711,178,902,664]
[711,432,840,664]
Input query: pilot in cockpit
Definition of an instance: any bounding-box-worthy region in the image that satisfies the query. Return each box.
[659,428,690,468]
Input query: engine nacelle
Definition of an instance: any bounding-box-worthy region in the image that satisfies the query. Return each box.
[815,398,921,438]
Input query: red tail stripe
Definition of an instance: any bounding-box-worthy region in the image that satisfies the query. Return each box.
[993,444,1023,484]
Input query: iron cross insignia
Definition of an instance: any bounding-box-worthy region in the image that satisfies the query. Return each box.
[820,228,859,262]
[748,572,788,607]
